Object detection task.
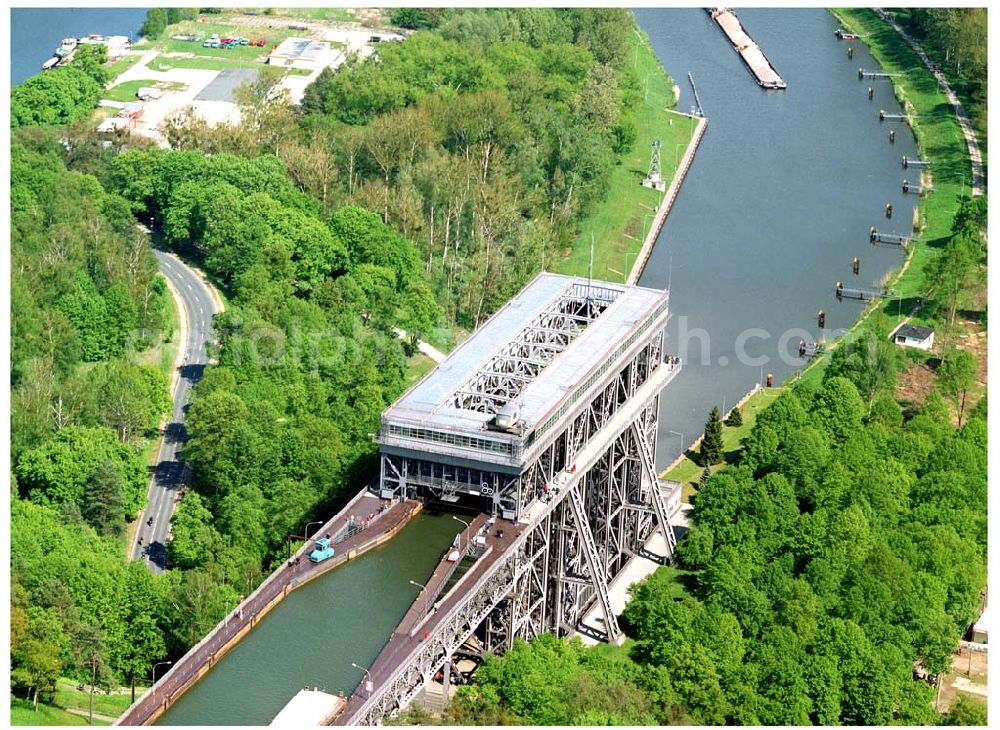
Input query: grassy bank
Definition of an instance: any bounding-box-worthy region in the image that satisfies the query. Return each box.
[663,386,783,501]
[105,53,142,79]
[557,30,696,282]
[403,352,436,389]
[832,9,971,305]
[781,9,976,391]
[52,678,138,718]
[103,79,186,103]
[11,697,111,726]
[886,9,987,161]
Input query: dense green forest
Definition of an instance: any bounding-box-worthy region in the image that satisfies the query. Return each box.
[893,8,988,151]
[11,45,110,128]
[10,131,177,705]
[9,6,987,723]
[162,8,642,327]
[10,7,652,712]
[413,370,987,725]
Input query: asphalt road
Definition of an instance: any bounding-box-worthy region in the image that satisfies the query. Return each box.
[129,250,221,573]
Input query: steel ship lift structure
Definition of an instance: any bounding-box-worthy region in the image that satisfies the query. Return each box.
[348,273,683,725]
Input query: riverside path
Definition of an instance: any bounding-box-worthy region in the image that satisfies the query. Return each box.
[874,9,984,197]
[117,493,419,725]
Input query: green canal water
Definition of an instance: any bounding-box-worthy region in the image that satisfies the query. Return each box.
[156,511,462,725]
[636,8,921,466]
[156,9,920,725]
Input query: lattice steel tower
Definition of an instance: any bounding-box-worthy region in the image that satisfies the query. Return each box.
[642,138,666,191]
[349,273,683,725]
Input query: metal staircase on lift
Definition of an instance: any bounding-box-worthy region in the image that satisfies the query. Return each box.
[566,485,622,643]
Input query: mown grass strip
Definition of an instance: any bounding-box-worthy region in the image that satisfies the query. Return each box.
[664,387,783,501]
[665,10,975,505]
[785,10,974,389]
[558,30,696,283]
[10,698,110,726]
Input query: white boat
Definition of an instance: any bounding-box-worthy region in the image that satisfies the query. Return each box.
[55,37,77,57]
[41,56,60,70]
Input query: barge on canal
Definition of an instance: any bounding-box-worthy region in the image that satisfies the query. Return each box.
[709,7,786,90]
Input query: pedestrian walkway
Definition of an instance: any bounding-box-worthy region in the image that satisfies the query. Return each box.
[875,10,984,197]
[393,327,447,364]
[117,491,418,726]
[63,706,120,723]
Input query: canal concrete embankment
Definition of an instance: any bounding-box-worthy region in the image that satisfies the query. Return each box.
[627,112,708,286]
[117,490,421,726]
[658,382,762,477]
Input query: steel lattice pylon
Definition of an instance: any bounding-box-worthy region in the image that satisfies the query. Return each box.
[341,323,681,725]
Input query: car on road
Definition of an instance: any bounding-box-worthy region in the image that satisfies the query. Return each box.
[309,536,335,563]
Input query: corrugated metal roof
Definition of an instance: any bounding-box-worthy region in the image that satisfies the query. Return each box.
[271,37,331,62]
[385,272,667,434]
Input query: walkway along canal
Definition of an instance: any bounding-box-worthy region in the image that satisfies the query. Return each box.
[119,500,462,725]
[634,8,919,467]
[123,9,928,725]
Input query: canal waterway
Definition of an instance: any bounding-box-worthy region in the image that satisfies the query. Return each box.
[128,10,917,725]
[10,8,149,87]
[636,8,919,466]
[156,511,463,726]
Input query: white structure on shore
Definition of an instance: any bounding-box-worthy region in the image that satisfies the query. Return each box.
[267,37,334,71]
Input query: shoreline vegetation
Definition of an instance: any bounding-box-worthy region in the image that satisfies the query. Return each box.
[15,10,707,724]
[665,7,982,493]
[10,7,986,726]
[558,30,695,283]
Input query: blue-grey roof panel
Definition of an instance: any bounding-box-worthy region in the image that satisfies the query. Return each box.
[386,272,667,434]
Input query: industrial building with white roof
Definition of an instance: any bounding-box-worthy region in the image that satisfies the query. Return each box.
[377,272,676,518]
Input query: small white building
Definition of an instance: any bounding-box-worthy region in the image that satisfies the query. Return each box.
[77,33,131,60]
[267,37,334,71]
[136,87,162,101]
[971,604,989,644]
[97,117,130,133]
[892,324,935,351]
[106,35,131,60]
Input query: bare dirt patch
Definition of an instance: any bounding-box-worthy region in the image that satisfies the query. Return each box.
[896,306,987,423]
[897,358,936,406]
[937,646,988,713]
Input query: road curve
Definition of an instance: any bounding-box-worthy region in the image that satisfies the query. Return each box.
[130,250,222,573]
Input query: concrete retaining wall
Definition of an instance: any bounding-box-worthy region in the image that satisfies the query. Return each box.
[118,491,418,726]
[627,112,709,286]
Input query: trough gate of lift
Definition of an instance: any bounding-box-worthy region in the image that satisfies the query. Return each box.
[344,272,683,725]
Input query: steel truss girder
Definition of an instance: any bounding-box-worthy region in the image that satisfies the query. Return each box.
[566,484,622,642]
[631,420,678,556]
[348,393,675,726]
[344,515,552,726]
[451,285,620,414]
[354,318,678,726]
